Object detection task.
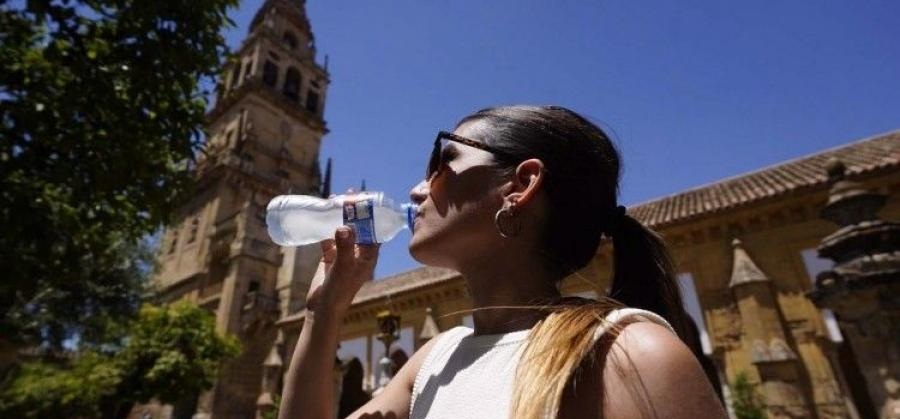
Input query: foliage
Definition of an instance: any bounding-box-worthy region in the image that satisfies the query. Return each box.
[0,353,122,419]
[0,301,240,419]
[731,370,767,419]
[0,0,238,348]
[115,301,241,405]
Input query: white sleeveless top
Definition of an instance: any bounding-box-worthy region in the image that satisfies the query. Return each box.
[408,308,675,419]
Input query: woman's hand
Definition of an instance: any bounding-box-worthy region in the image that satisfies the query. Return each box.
[305,225,380,315]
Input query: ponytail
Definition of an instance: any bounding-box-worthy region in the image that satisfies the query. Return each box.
[609,215,691,343]
[510,215,699,419]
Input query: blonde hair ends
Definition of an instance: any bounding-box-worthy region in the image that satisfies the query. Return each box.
[509,297,623,419]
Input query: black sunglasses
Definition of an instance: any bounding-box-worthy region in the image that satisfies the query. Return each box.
[426,131,520,181]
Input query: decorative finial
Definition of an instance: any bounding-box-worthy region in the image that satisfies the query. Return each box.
[825,158,846,183]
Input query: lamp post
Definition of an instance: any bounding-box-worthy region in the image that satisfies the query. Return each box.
[374,309,400,392]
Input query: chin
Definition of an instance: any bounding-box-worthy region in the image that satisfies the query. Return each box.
[408,232,455,269]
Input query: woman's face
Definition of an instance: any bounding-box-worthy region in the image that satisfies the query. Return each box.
[407,120,508,270]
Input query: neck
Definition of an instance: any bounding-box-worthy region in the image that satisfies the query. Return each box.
[458,249,561,335]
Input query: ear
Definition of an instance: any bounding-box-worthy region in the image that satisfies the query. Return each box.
[501,158,546,209]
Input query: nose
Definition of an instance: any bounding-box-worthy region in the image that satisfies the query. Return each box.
[409,179,429,205]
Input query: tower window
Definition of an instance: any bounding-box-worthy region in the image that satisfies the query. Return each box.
[168,228,179,254]
[229,62,241,90]
[283,32,298,49]
[239,61,250,81]
[187,217,200,243]
[305,91,319,114]
[247,279,260,294]
[282,67,301,102]
[263,61,279,87]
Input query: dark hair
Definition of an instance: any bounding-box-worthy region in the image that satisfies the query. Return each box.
[456,105,690,341]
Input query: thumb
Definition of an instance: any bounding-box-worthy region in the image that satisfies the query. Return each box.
[334,225,355,266]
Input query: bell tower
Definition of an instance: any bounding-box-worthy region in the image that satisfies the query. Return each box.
[151,1,330,417]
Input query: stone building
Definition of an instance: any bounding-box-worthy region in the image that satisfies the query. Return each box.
[145,1,330,418]
[142,1,900,418]
[808,159,900,418]
[276,131,900,419]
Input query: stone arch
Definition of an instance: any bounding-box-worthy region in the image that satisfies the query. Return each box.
[282,31,298,49]
[282,67,301,102]
[262,60,279,87]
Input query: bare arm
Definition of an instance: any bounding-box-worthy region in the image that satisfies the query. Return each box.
[343,330,444,419]
[603,322,728,419]
[558,321,728,419]
[278,226,379,419]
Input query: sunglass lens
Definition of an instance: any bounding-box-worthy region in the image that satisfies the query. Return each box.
[427,137,450,180]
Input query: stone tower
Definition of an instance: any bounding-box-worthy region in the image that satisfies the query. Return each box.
[151,1,330,417]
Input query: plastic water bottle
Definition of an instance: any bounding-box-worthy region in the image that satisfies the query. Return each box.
[266,191,417,246]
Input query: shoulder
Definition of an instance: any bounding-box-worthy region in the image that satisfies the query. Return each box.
[344,328,458,419]
[398,326,469,391]
[599,321,727,419]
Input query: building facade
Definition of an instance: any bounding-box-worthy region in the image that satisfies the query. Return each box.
[277,132,900,419]
[143,1,900,418]
[145,1,330,418]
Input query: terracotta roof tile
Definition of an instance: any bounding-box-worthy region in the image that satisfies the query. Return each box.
[629,131,900,228]
[352,266,461,305]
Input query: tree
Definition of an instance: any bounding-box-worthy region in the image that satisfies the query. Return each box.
[0,0,238,348]
[731,370,767,419]
[0,301,240,419]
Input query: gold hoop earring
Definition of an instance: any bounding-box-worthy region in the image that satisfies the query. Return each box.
[494,203,522,238]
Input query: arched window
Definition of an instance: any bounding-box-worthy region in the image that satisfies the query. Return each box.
[262,60,279,87]
[282,31,298,49]
[305,91,319,114]
[282,67,301,102]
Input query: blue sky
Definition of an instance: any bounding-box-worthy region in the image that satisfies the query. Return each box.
[223,0,899,279]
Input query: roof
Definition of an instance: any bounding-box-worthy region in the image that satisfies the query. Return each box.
[628,130,900,228]
[352,266,461,305]
[351,130,900,305]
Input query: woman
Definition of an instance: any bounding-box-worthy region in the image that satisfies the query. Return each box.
[279,106,728,419]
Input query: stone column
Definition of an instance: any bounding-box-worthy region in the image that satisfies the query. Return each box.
[729,239,815,418]
[256,333,284,419]
[808,159,900,419]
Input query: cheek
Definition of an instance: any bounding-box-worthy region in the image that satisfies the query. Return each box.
[408,198,498,267]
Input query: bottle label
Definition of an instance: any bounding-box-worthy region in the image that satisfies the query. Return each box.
[343,197,377,244]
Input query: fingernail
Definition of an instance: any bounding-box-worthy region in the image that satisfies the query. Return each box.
[338,227,350,238]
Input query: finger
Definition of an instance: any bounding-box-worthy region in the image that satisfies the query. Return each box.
[321,239,337,264]
[356,243,380,264]
[334,225,355,266]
